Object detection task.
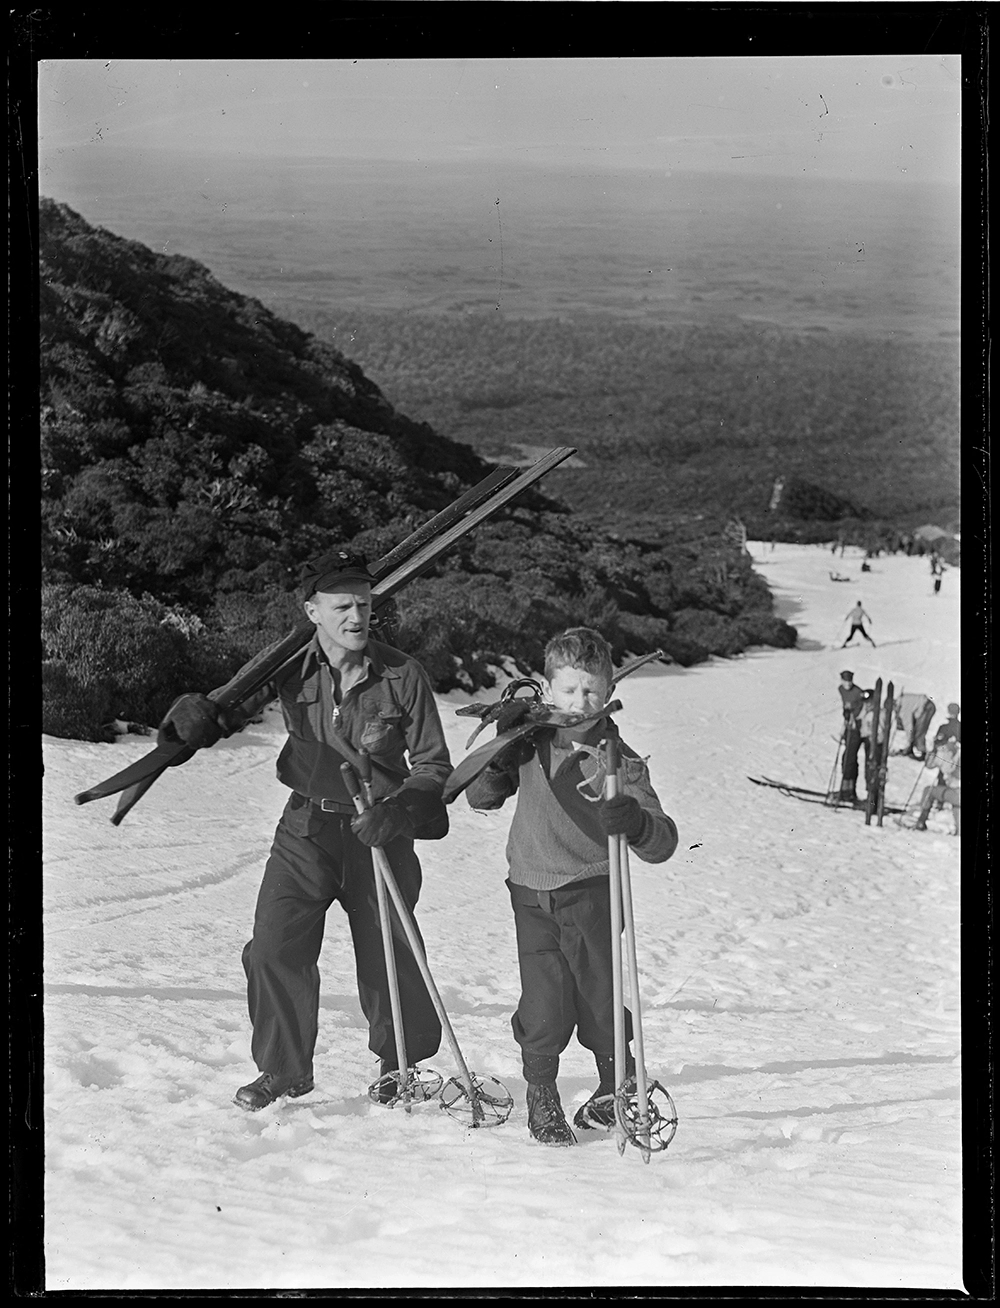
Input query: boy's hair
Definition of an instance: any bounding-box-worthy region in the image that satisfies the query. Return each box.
[544,627,614,683]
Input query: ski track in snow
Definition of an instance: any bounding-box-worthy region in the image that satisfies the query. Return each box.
[41,544,963,1291]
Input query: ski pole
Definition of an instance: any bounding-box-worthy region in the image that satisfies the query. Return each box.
[603,737,630,1157]
[610,745,654,1164]
[340,764,487,1126]
[894,759,928,827]
[825,731,845,806]
[350,754,411,1109]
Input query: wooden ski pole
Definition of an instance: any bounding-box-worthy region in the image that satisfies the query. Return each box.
[348,755,411,1108]
[340,764,485,1126]
[825,731,845,806]
[604,736,630,1157]
[613,750,654,1163]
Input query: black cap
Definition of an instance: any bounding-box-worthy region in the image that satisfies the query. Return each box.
[300,549,375,599]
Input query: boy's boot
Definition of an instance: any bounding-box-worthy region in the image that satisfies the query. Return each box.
[574,1050,636,1132]
[525,1081,576,1146]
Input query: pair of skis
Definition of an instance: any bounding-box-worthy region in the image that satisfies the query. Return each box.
[604,736,678,1162]
[340,752,513,1128]
[74,447,577,824]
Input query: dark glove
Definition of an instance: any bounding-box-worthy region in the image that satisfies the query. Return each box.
[350,795,415,847]
[598,793,647,841]
[158,694,235,754]
[490,734,537,775]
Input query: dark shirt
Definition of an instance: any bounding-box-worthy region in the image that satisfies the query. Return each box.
[239,635,451,804]
[933,720,961,747]
[839,684,864,721]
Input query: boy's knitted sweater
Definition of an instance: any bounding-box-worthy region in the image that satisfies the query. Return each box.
[466,729,678,891]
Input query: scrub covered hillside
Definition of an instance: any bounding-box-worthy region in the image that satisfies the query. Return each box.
[40,200,795,741]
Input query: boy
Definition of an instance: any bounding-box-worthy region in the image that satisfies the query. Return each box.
[464,628,678,1146]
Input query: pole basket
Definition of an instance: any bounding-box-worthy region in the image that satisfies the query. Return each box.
[614,1080,679,1154]
[440,1073,515,1127]
[367,1066,444,1107]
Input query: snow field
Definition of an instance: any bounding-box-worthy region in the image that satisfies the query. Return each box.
[41,543,963,1290]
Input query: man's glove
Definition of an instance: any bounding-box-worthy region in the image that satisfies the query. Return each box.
[158,693,236,757]
[490,734,537,775]
[597,793,647,841]
[350,795,415,847]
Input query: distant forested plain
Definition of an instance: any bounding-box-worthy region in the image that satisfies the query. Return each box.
[39,155,961,738]
[63,152,954,541]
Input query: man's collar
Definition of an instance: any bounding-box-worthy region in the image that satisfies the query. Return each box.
[299,631,400,680]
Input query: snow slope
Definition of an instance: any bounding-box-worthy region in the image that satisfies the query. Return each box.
[41,544,963,1291]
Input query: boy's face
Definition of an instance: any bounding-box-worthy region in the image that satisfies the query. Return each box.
[545,664,612,716]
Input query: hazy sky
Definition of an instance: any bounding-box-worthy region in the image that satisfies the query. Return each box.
[38,56,961,184]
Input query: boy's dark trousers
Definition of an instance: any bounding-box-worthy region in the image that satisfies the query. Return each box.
[242,794,442,1084]
[507,876,633,1081]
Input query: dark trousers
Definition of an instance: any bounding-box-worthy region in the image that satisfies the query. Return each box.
[242,796,441,1083]
[507,877,633,1076]
[843,623,874,646]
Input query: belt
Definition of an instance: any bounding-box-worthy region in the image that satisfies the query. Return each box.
[317,798,356,814]
[292,793,356,815]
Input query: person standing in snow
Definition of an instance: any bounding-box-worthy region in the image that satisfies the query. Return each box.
[930,554,946,594]
[893,692,937,760]
[462,627,678,1146]
[157,549,452,1111]
[837,670,867,802]
[841,600,876,648]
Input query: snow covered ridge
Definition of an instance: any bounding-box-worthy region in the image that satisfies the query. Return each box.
[41,545,963,1291]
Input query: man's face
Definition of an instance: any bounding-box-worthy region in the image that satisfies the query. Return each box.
[545,665,612,715]
[304,582,371,656]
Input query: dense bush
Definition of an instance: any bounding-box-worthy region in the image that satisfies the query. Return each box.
[42,585,223,740]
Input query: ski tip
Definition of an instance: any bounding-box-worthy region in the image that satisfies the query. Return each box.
[74,790,95,806]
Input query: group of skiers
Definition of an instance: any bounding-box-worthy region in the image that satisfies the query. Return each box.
[836,671,960,833]
[158,548,678,1147]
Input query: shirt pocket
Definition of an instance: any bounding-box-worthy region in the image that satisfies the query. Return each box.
[283,690,322,739]
[359,708,404,755]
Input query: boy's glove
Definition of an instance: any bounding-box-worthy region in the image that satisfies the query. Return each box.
[158,693,236,757]
[598,793,647,841]
[350,795,415,847]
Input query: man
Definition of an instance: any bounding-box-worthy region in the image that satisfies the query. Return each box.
[159,549,452,1111]
[837,671,867,802]
[933,703,961,748]
[841,600,876,648]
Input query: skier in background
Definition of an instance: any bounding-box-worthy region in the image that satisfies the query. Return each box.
[932,703,962,748]
[463,627,678,1146]
[837,670,867,802]
[841,600,876,648]
[157,549,452,1112]
[930,554,946,594]
[915,738,961,835]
